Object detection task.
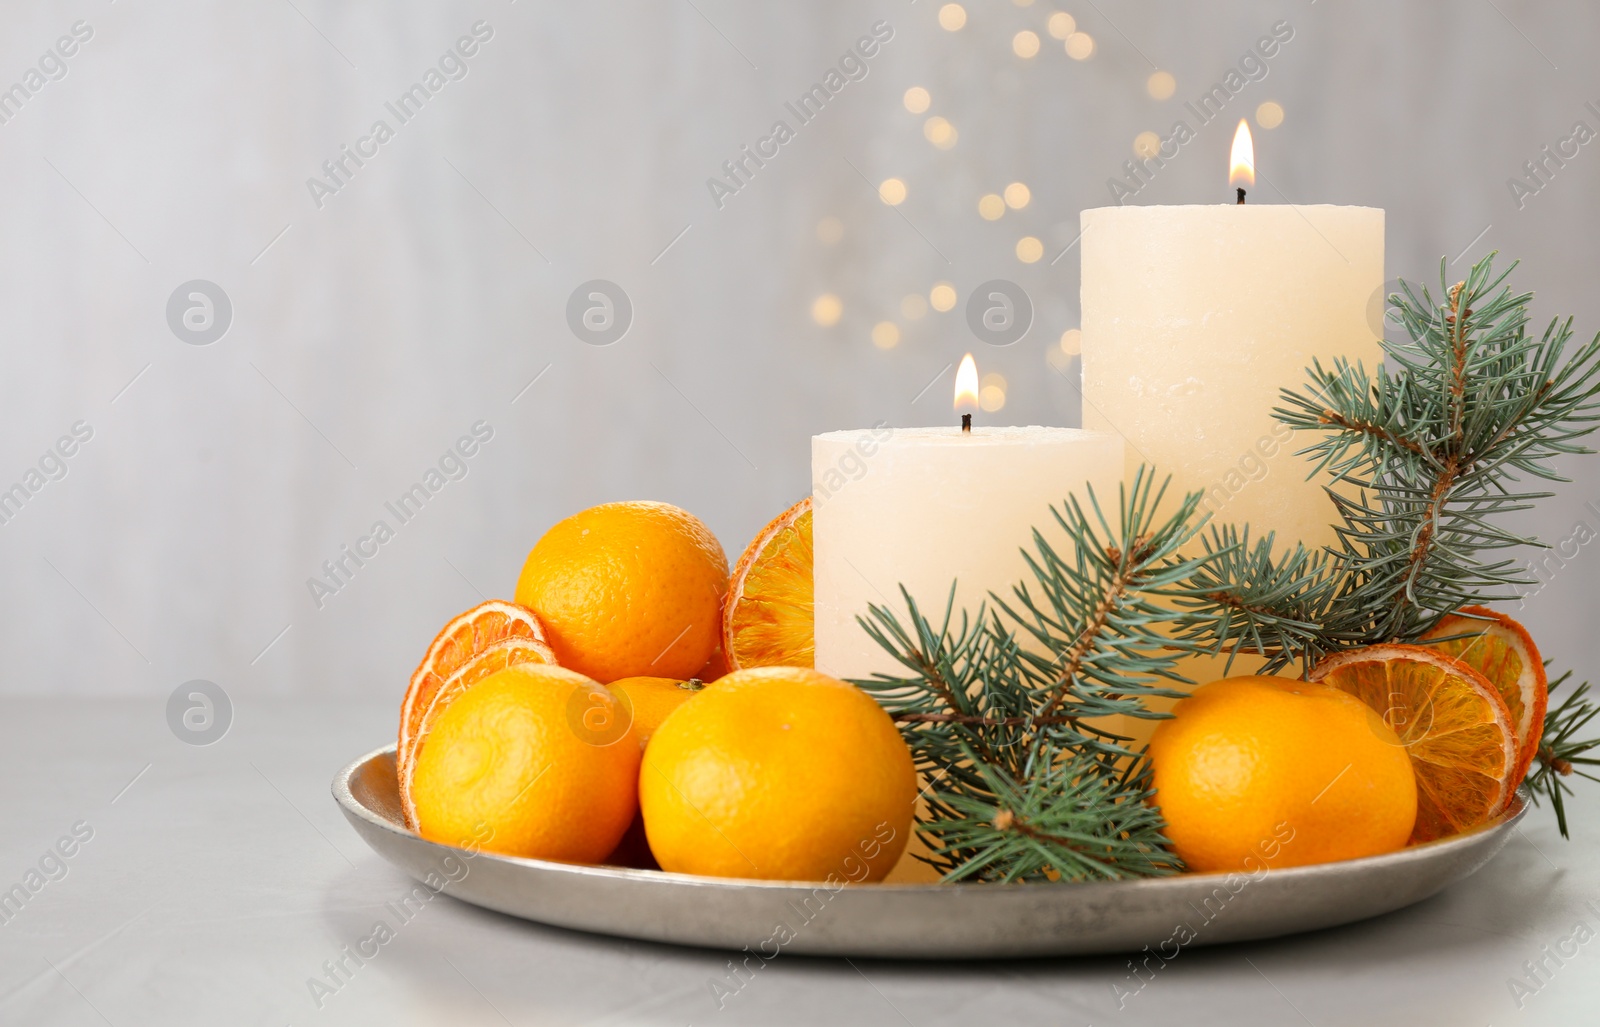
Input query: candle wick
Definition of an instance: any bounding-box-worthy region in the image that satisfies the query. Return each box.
[961,413,972,433]
[1236,187,1246,205]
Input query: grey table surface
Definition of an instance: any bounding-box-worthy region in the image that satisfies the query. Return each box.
[2,697,1597,1027]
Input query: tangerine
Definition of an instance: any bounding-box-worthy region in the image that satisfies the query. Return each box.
[410,664,639,863]
[606,675,704,749]
[640,667,915,881]
[1149,676,1417,872]
[514,501,728,682]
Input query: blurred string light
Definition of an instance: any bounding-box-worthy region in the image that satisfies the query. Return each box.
[924,116,958,149]
[1003,182,1030,208]
[872,321,901,349]
[980,372,1007,412]
[1012,30,1040,59]
[1065,32,1095,60]
[930,282,958,312]
[812,294,843,327]
[1133,131,1161,158]
[938,4,966,31]
[1059,328,1082,355]
[1013,0,1034,7]
[1047,12,1075,39]
[1015,237,1043,263]
[816,216,843,244]
[1147,71,1176,100]
[978,193,1006,220]
[879,178,907,205]
[902,294,928,319]
[1256,101,1284,129]
[904,86,931,113]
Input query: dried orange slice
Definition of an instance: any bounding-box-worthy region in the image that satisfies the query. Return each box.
[396,600,555,826]
[1310,644,1516,843]
[723,498,813,670]
[1421,606,1548,788]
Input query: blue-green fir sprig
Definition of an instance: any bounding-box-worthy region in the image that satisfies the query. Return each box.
[852,469,1215,882]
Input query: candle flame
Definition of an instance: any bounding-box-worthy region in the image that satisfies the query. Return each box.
[1229,119,1255,189]
[954,353,980,411]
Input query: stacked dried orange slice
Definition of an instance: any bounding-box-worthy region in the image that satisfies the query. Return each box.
[1420,606,1549,788]
[1311,644,1515,842]
[1309,607,1549,844]
[396,600,555,826]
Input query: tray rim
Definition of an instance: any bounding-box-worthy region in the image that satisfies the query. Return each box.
[333,742,1530,894]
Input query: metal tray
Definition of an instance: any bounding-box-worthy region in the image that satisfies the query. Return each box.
[333,744,1526,958]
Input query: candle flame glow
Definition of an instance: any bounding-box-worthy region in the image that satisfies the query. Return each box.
[954,353,980,411]
[1229,119,1254,189]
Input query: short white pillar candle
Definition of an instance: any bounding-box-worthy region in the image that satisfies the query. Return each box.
[812,425,1124,682]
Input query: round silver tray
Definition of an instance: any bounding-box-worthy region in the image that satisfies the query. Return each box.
[333,744,1526,959]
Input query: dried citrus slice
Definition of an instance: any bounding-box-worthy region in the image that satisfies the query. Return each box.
[1421,606,1548,788]
[1310,643,1516,843]
[397,601,555,826]
[723,498,813,670]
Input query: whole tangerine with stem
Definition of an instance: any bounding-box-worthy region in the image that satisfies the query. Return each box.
[606,675,705,749]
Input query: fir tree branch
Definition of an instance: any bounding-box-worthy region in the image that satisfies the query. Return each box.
[927,750,1178,883]
[1159,525,1344,675]
[996,468,1215,738]
[1526,670,1600,838]
[1267,253,1600,642]
[852,469,1214,882]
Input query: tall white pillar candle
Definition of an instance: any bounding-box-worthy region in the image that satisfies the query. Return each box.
[1079,203,1383,549]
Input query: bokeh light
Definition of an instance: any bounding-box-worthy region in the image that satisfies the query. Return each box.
[930,282,958,312]
[903,86,931,114]
[1047,12,1076,39]
[878,178,907,205]
[1147,71,1176,100]
[1256,101,1285,129]
[1059,328,1082,355]
[871,321,901,349]
[980,372,1007,411]
[978,193,1006,220]
[812,294,842,327]
[924,116,958,149]
[1012,31,1041,59]
[1016,236,1044,263]
[1134,131,1161,159]
[1003,182,1031,209]
[1065,32,1095,60]
[938,4,967,31]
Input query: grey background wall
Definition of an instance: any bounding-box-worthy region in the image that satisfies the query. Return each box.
[1,0,1596,699]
